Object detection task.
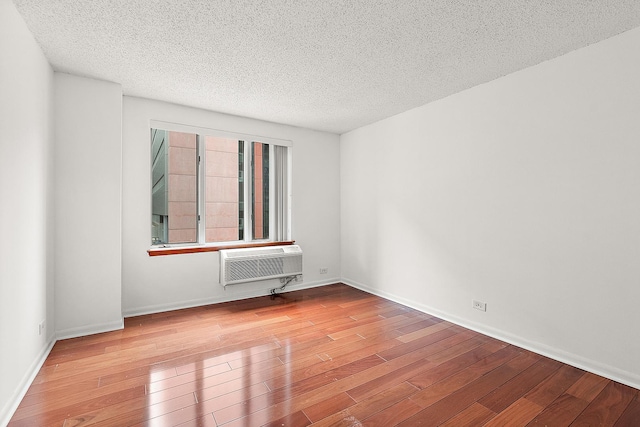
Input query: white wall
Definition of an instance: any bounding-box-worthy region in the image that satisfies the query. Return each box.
[0,0,55,423]
[54,73,123,338]
[341,27,640,388]
[122,97,340,315]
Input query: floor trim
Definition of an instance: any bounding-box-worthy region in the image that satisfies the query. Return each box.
[56,319,125,341]
[122,278,338,318]
[343,278,640,391]
[1,338,56,427]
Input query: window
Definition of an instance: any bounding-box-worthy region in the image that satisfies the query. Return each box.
[151,123,291,247]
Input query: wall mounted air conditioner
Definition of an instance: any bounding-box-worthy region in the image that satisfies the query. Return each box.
[219,245,302,287]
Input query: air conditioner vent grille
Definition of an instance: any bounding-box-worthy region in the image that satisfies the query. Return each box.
[220,245,302,286]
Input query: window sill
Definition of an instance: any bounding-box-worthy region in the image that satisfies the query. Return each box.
[147,240,296,257]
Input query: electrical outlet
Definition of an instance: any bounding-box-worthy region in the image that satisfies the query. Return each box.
[472,300,487,312]
[319,268,328,274]
[38,320,45,335]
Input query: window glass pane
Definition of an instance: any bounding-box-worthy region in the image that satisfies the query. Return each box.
[205,136,241,243]
[151,129,197,244]
[238,140,244,240]
[273,145,289,241]
[151,125,289,247]
[168,131,198,243]
[151,129,168,244]
[252,142,269,239]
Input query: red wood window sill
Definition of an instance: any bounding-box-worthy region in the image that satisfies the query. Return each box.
[147,240,296,257]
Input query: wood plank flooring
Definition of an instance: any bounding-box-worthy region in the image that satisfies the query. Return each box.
[9,283,640,426]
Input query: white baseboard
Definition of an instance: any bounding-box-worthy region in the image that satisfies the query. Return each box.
[0,338,55,427]
[123,278,338,318]
[56,318,125,341]
[343,278,640,391]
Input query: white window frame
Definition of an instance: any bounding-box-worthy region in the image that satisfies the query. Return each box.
[150,120,292,247]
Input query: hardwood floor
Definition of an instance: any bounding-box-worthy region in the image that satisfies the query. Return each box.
[9,283,640,426]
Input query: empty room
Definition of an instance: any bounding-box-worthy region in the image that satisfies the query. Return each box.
[1,0,639,425]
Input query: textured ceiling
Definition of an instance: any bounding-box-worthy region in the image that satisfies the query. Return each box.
[12,0,640,134]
